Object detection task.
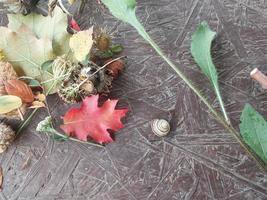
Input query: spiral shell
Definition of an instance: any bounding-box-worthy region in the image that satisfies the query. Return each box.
[151,119,170,137]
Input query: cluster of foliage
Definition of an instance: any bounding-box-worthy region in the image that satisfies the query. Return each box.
[0,3,128,147]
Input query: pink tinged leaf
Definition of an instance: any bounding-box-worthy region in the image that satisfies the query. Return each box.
[60,95,128,144]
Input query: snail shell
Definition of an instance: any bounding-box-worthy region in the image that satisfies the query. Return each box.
[151,119,170,137]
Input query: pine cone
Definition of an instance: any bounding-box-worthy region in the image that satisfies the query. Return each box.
[0,122,15,153]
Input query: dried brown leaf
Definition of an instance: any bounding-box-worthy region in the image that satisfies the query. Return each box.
[5,79,34,103]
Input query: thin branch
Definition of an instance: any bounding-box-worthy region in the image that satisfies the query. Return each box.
[76,56,126,89]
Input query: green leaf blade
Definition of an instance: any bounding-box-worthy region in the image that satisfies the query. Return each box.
[191,21,229,123]
[191,21,217,82]
[0,95,22,114]
[240,104,267,164]
[102,0,136,24]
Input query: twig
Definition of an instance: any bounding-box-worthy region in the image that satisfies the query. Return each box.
[76,56,126,89]
[250,68,267,89]
[17,108,24,121]
[58,0,73,16]
[40,73,71,84]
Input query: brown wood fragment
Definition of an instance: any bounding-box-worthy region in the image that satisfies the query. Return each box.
[250,68,267,89]
[0,167,3,191]
[21,156,31,170]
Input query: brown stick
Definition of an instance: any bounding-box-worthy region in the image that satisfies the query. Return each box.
[250,68,267,89]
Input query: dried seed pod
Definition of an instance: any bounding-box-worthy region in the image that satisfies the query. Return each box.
[151,119,170,137]
[52,55,75,83]
[95,32,111,51]
[80,80,94,94]
[0,122,15,153]
[58,83,81,103]
[106,59,125,79]
[58,63,113,103]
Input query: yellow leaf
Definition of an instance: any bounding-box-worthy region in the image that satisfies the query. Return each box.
[69,28,93,62]
[0,95,22,114]
[0,25,55,93]
[8,6,71,56]
[68,0,76,4]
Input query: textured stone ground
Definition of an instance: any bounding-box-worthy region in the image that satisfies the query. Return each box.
[1,0,267,199]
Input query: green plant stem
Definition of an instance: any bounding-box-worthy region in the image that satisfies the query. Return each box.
[46,127,104,148]
[130,20,267,171]
[16,108,38,135]
[214,84,230,124]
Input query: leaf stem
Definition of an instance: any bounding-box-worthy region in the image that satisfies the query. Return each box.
[46,127,104,148]
[131,20,267,171]
[75,56,126,90]
[16,108,38,136]
[214,86,230,124]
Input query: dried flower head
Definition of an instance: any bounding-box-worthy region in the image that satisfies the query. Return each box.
[52,55,75,81]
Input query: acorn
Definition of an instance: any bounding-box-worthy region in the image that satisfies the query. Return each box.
[0,122,15,153]
[151,119,170,137]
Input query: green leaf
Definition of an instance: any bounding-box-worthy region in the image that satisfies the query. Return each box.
[102,1,229,123]
[240,104,267,164]
[101,0,136,23]
[100,50,113,59]
[19,76,41,87]
[0,95,22,114]
[41,60,54,72]
[101,0,148,40]
[110,44,123,53]
[191,21,229,123]
[0,25,55,93]
[8,6,71,56]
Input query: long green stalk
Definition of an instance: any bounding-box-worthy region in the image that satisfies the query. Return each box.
[129,19,267,171]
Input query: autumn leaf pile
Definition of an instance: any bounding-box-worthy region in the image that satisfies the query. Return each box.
[0,3,128,149]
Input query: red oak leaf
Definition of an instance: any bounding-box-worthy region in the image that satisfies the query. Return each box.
[60,95,128,144]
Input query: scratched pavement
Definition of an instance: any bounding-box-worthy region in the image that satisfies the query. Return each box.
[1,0,267,199]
